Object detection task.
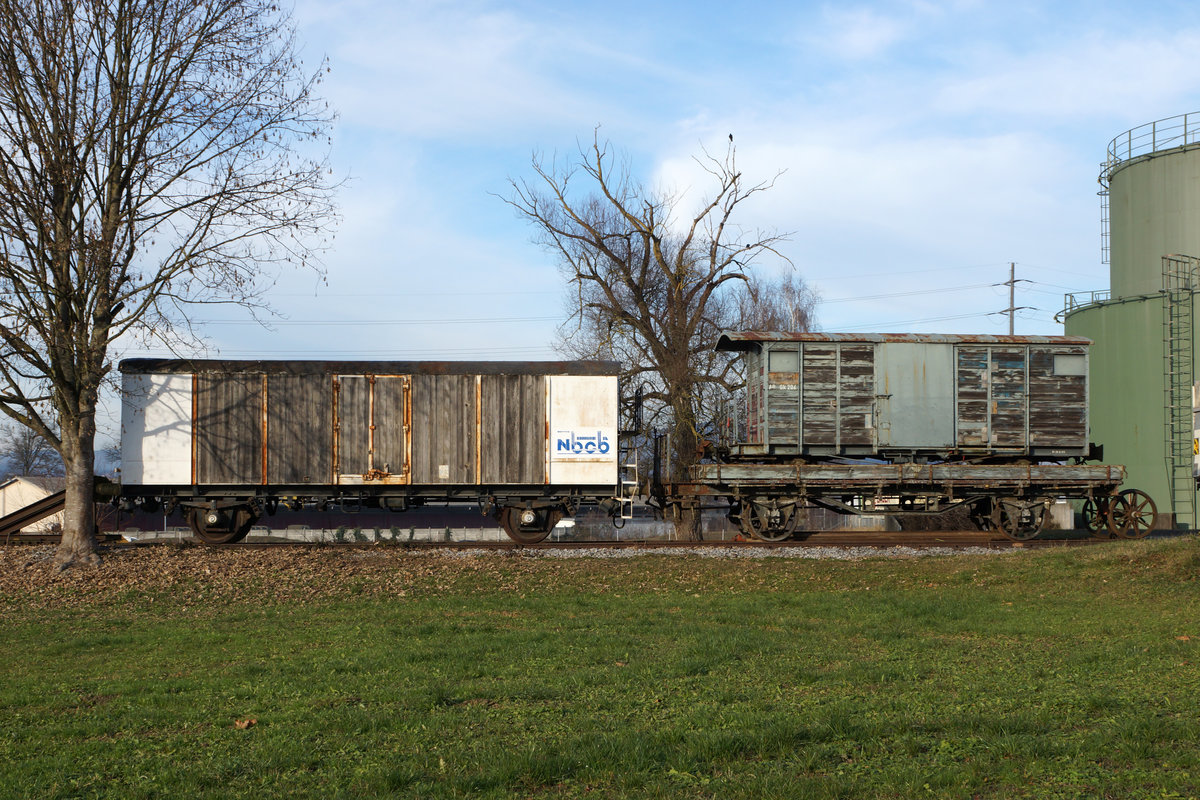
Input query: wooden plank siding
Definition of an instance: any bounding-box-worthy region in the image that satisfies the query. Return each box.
[837,345,875,447]
[336,376,372,475]
[801,344,837,446]
[739,338,1089,458]
[371,376,409,476]
[267,374,332,484]
[1028,347,1088,447]
[956,345,1088,451]
[744,351,766,444]
[955,347,990,448]
[481,374,545,484]
[988,348,1027,448]
[410,374,477,484]
[792,344,875,449]
[764,348,799,446]
[195,373,263,484]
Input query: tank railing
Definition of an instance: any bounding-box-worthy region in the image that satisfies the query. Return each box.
[1104,112,1200,180]
[1061,289,1111,317]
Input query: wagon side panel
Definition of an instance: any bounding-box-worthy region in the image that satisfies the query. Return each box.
[764,345,799,447]
[1028,345,1089,451]
[838,344,876,448]
[482,374,546,484]
[548,375,618,486]
[120,372,193,486]
[411,373,477,484]
[195,373,263,484]
[743,350,766,445]
[336,375,371,477]
[801,344,838,448]
[267,373,333,485]
[989,348,1028,449]
[874,342,955,449]
[956,346,990,448]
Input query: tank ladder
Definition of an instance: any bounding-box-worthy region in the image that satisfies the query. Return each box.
[1161,254,1199,529]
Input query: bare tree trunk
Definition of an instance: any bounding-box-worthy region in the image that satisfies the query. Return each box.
[0,1,336,570]
[56,417,99,569]
[670,396,704,541]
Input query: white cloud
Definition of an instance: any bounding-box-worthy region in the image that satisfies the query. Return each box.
[297,0,637,141]
[933,32,1200,121]
[812,5,913,60]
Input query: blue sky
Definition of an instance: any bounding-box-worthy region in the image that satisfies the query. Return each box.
[139,0,1200,363]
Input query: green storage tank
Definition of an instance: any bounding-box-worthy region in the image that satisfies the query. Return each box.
[1063,113,1200,528]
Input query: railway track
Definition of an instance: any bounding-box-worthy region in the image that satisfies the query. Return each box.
[3,531,1113,550]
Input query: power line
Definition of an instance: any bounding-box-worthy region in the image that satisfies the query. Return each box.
[822,282,996,304]
[839,311,996,331]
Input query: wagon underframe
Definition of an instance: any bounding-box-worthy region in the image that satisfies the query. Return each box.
[120,483,618,545]
[664,462,1150,542]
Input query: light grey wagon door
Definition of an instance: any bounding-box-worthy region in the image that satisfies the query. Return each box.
[874,342,955,449]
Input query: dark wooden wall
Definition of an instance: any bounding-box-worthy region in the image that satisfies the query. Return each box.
[481,374,545,484]
[410,374,476,484]
[195,374,263,484]
[1028,346,1088,446]
[269,374,332,483]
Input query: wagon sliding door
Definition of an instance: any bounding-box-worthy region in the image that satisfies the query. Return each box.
[335,375,410,482]
[956,347,1028,450]
[800,343,875,453]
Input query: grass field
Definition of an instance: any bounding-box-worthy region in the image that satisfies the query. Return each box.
[2,538,1200,799]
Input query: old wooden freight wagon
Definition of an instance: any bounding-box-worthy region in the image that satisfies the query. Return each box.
[718,332,1094,462]
[119,359,623,543]
[653,332,1155,543]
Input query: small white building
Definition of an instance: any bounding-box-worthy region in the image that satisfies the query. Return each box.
[0,476,66,532]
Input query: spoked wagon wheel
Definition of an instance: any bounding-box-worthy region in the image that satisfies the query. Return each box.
[1081,497,1110,538]
[187,507,257,545]
[1107,489,1158,539]
[738,500,799,542]
[498,506,563,544]
[990,498,1048,542]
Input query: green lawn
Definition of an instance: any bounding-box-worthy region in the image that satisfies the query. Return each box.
[2,539,1199,798]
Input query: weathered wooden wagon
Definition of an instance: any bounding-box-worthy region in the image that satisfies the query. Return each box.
[119,359,624,543]
[655,332,1157,542]
[721,332,1095,462]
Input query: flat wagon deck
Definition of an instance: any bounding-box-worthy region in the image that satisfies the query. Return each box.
[661,461,1150,542]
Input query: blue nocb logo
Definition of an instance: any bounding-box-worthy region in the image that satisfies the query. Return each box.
[555,430,611,456]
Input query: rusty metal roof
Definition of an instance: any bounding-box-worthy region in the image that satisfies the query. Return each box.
[716,331,1093,351]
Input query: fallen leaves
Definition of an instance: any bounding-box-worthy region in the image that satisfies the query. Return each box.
[233,718,257,730]
[0,543,797,611]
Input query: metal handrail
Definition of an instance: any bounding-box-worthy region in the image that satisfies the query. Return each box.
[1103,112,1200,183]
[1061,289,1111,317]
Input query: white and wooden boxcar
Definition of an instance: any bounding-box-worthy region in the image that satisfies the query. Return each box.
[119,359,623,543]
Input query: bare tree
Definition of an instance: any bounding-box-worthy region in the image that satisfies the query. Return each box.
[0,423,63,478]
[736,271,819,333]
[0,0,337,567]
[508,134,805,538]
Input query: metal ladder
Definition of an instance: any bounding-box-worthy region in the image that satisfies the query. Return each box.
[619,459,638,520]
[1161,254,1198,529]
